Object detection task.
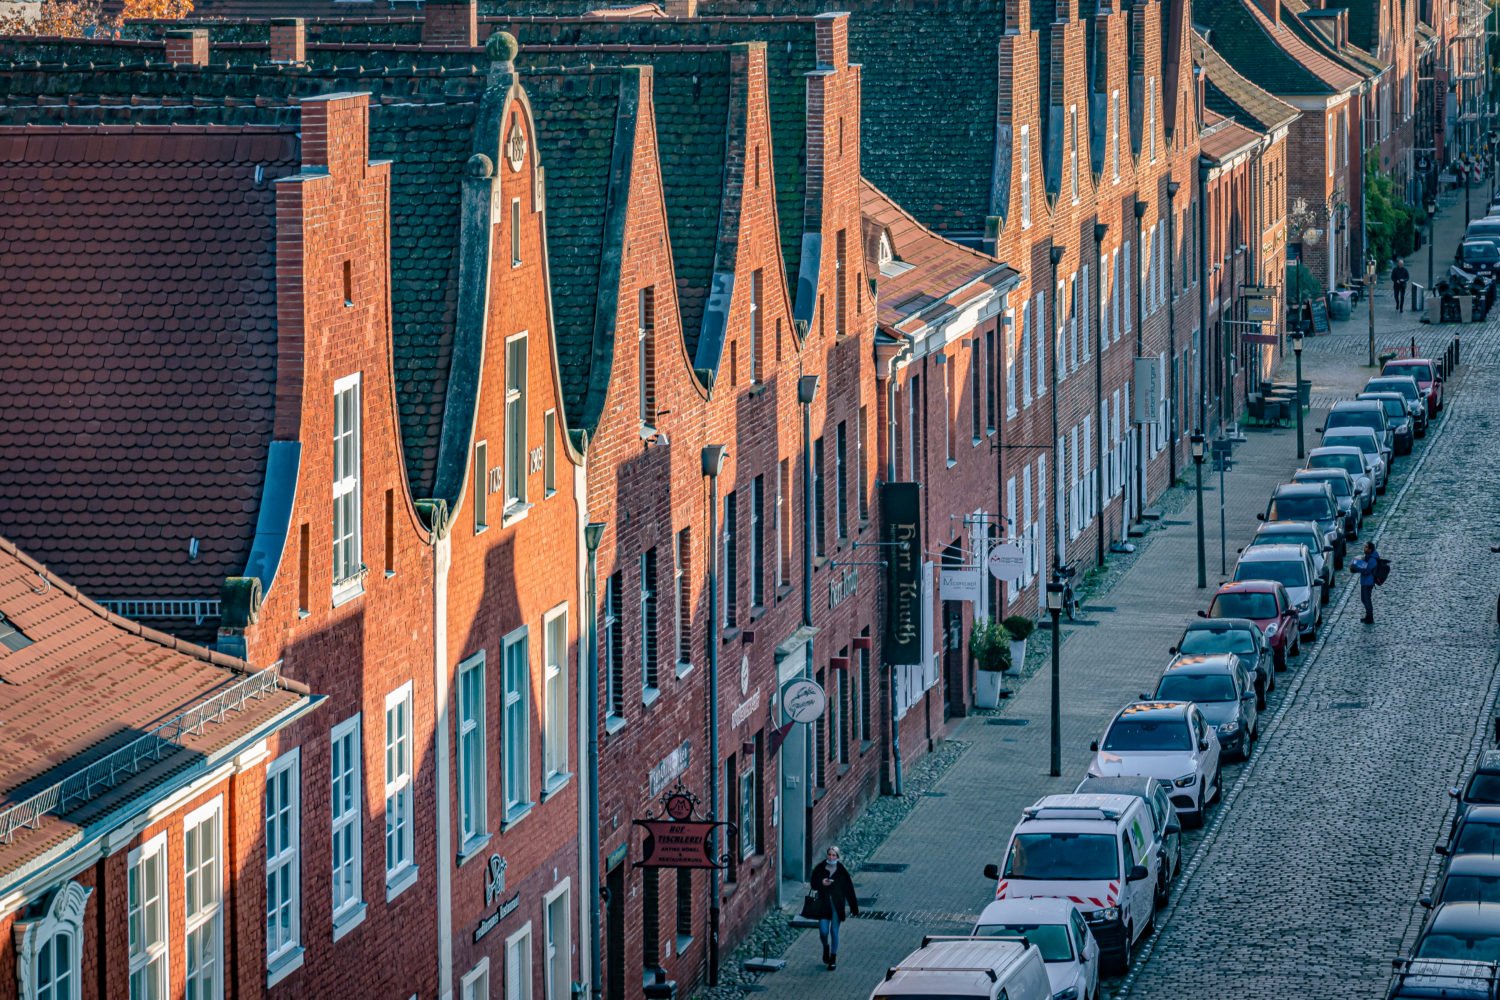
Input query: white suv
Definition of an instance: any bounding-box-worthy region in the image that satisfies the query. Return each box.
[1087,702,1222,829]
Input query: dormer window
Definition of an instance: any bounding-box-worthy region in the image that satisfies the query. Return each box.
[877,232,913,278]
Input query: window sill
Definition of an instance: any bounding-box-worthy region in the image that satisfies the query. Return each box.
[814,556,829,571]
[457,833,492,867]
[331,902,367,943]
[749,383,769,397]
[777,584,795,601]
[812,787,828,804]
[541,773,573,802]
[946,458,958,469]
[642,686,661,709]
[544,488,557,499]
[502,501,533,528]
[721,626,742,645]
[748,605,766,622]
[676,934,694,955]
[331,582,364,609]
[474,524,489,537]
[675,660,694,679]
[502,802,535,831]
[385,864,419,903]
[266,946,305,989]
[605,714,628,735]
[837,763,851,777]
[860,739,875,756]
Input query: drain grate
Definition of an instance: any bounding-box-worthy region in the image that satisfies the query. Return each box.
[859,862,909,874]
[1161,519,1192,526]
[987,717,1030,726]
[1332,701,1365,710]
[1083,605,1117,613]
[858,909,974,926]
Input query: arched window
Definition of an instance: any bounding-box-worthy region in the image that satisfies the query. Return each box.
[13,881,90,1000]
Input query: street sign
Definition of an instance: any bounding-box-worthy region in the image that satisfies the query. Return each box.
[780,678,827,724]
[986,541,1027,583]
[940,566,983,602]
[1132,356,1161,424]
[1244,333,1279,346]
[1244,297,1275,321]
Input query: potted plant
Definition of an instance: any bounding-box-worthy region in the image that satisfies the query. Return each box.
[1002,614,1035,671]
[970,617,1012,709]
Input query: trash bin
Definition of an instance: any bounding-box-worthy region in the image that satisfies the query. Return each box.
[1411,283,1427,312]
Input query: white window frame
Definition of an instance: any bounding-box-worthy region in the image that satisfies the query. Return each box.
[461,958,491,1000]
[505,333,529,513]
[503,626,533,824]
[127,837,167,1000]
[183,796,224,1000]
[543,880,572,1000]
[329,714,365,938]
[1069,105,1080,204]
[16,881,90,1000]
[384,682,418,898]
[1111,90,1121,182]
[332,372,363,605]
[542,604,570,793]
[505,923,534,1000]
[1020,125,1032,228]
[265,749,304,985]
[457,652,489,853]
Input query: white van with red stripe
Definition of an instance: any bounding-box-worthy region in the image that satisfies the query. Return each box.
[982,794,1159,976]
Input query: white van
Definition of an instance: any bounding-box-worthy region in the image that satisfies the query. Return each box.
[982,794,1159,975]
[870,935,1052,1000]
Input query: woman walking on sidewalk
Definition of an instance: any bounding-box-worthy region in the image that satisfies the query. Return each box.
[810,846,859,970]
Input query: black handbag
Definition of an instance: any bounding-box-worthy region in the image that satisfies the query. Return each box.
[800,892,828,921]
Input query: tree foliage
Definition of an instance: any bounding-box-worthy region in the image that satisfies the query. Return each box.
[1364,159,1418,270]
[0,0,191,37]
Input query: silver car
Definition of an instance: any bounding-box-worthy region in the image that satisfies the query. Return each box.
[1234,543,1321,638]
[1322,400,1393,463]
[1245,519,1333,602]
[1306,444,1375,514]
[1321,426,1389,494]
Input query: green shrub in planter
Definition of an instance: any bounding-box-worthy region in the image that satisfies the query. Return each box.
[1001,615,1035,641]
[970,617,1012,671]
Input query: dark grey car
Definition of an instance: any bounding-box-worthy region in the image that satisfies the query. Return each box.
[1366,374,1429,437]
[1150,655,1258,762]
[1169,618,1274,709]
[1360,391,1416,455]
[1259,482,1345,569]
[1292,468,1361,541]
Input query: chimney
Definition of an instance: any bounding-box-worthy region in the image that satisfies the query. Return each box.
[298,92,369,176]
[163,29,209,67]
[1251,0,1279,25]
[814,13,847,70]
[663,0,698,15]
[269,18,305,65]
[421,0,478,47]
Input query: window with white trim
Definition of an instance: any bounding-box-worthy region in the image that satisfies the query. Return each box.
[332,373,363,601]
[183,797,224,1000]
[674,528,692,668]
[503,628,532,818]
[1033,291,1047,399]
[330,715,363,927]
[603,571,624,720]
[505,924,534,1000]
[458,652,488,848]
[1005,307,1018,417]
[265,749,302,974]
[474,440,489,533]
[1069,105,1080,203]
[640,548,659,696]
[18,882,90,1000]
[384,683,416,887]
[128,838,168,1000]
[505,334,528,509]
[544,883,571,1000]
[1020,125,1032,227]
[543,606,569,788]
[461,959,490,1000]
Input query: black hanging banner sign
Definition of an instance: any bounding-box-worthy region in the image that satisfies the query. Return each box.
[881,482,922,665]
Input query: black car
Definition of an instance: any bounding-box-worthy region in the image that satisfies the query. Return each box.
[1411,902,1500,964]
[1169,618,1274,710]
[1441,806,1500,859]
[1451,753,1500,833]
[1259,482,1345,570]
[1424,855,1500,910]
[1388,957,1500,999]
[1366,375,1429,437]
[1360,391,1416,455]
[1459,239,1500,277]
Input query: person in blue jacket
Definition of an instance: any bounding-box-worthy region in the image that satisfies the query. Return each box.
[1350,541,1381,624]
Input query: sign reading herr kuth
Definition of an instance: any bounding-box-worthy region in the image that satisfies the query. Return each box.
[780,677,827,724]
[881,481,923,664]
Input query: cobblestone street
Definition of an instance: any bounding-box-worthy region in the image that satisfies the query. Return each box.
[721,189,1500,1000]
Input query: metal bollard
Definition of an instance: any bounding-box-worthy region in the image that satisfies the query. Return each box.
[1455,336,1461,369]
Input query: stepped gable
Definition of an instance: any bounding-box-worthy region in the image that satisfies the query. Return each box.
[487,15,819,319]
[0,120,293,633]
[1192,29,1300,132]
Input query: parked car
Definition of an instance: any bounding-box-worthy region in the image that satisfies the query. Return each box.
[1202,580,1300,668]
[1245,519,1334,601]
[1169,618,1274,709]
[1388,957,1500,1000]
[1291,469,1361,541]
[1383,357,1444,415]
[872,935,1053,1000]
[1409,902,1500,963]
[1440,806,1500,860]
[1259,481,1345,570]
[1306,444,1376,514]
[1360,391,1417,455]
[1233,543,1321,638]
[1365,374,1430,437]
[1459,239,1500,276]
[983,793,1161,974]
[1073,774,1184,903]
[1087,702,1222,829]
[1323,399,1394,458]
[971,897,1101,1000]
[1423,855,1500,910]
[1321,426,1390,495]
[1148,654,1258,762]
[1451,751,1500,832]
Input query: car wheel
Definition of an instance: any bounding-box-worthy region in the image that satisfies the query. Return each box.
[1267,669,1276,693]
[1334,548,1345,570]
[1321,582,1331,605]
[1273,644,1287,671]
[1119,924,1135,974]
[1155,869,1170,908]
[1213,766,1224,801]
[1290,633,1301,657]
[1256,683,1267,712]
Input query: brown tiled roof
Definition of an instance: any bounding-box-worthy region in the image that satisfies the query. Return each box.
[860,178,1018,337]
[0,534,310,878]
[0,124,293,617]
[1199,113,1262,163]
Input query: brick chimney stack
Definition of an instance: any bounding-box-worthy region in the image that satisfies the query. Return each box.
[270,18,306,65]
[421,0,478,47]
[663,0,698,16]
[1251,0,1280,25]
[163,29,209,66]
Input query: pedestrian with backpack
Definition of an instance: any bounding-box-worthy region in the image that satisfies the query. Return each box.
[1350,541,1385,624]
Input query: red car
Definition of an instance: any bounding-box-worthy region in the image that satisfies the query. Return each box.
[1200,581,1300,670]
[1382,357,1443,416]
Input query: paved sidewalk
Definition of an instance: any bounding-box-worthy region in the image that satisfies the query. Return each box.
[731,193,1485,1000]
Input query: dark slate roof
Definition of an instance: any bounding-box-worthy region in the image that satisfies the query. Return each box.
[1323,0,1380,51]
[1192,30,1300,133]
[524,65,638,438]
[0,123,292,615]
[1193,0,1341,96]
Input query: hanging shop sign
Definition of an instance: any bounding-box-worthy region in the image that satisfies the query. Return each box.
[780,677,827,724]
[986,542,1026,583]
[633,784,732,870]
[940,566,983,602]
[881,482,922,664]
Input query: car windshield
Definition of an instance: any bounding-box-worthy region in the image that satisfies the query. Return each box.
[973,922,1073,962]
[1456,821,1500,855]
[1465,774,1500,804]
[1371,398,1406,420]
[1442,876,1500,904]
[1326,410,1384,433]
[1324,433,1378,459]
[1416,931,1500,962]
[1155,672,1237,703]
[1369,379,1419,403]
[1210,592,1278,619]
[1465,242,1500,261]
[1179,629,1257,656]
[1268,497,1332,522]
[1004,833,1119,881]
[1103,717,1192,751]
[1308,452,1365,477]
[1234,559,1308,588]
[1387,362,1434,383]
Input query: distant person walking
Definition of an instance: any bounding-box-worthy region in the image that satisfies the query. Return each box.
[809,846,859,971]
[1392,259,1411,313]
[1351,541,1382,624]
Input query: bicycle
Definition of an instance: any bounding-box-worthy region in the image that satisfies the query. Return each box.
[1057,563,1081,620]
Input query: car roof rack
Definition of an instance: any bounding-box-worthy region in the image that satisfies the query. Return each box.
[1021,805,1122,821]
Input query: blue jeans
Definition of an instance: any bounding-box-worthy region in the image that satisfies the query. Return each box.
[819,913,841,957]
[1361,584,1374,620]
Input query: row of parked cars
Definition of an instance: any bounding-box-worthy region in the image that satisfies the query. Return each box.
[871,360,1445,1000]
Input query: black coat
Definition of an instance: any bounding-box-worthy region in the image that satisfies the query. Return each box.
[1392,265,1411,286]
[810,861,859,921]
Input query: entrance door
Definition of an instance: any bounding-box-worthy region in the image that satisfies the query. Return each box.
[943,601,964,718]
[606,863,625,1000]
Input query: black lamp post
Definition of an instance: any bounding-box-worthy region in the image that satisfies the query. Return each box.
[700,444,727,985]
[1191,433,1206,589]
[583,521,606,1000]
[1427,198,1439,289]
[1046,580,1065,777]
[1292,330,1305,459]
